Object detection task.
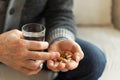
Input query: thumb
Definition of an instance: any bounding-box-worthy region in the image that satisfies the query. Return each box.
[13,29,23,38]
[10,29,23,39]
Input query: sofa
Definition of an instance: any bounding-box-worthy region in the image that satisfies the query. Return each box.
[74,0,120,80]
[0,0,120,80]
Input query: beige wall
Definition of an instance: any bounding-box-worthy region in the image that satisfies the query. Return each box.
[73,0,112,25]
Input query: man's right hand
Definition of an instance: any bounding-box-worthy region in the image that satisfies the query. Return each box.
[0,29,59,75]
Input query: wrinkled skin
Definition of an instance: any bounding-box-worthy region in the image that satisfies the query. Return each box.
[0,29,60,75]
[47,40,84,72]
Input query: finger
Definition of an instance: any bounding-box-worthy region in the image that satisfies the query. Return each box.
[10,64,41,75]
[39,63,43,68]
[27,51,60,60]
[73,52,83,62]
[47,60,59,72]
[20,66,41,75]
[26,40,49,50]
[66,60,78,70]
[22,60,43,70]
[10,29,23,38]
[72,43,84,62]
[57,62,66,70]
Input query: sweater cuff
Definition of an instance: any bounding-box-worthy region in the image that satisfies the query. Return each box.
[47,28,75,43]
[50,37,68,45]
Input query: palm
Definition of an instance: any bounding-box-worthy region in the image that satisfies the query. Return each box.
[47,40,84,72]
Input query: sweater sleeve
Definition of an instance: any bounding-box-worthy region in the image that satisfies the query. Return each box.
[44,0,77,43]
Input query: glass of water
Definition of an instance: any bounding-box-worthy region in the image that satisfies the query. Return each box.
[22,23,46,41]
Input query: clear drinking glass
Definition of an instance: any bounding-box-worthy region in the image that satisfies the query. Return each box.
[22,23,46,41]
[22,23,45,68]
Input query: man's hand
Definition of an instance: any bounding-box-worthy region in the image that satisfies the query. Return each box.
[47,40,84,72]
[0,29,59,75]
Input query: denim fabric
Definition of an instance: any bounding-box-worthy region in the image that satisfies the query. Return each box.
[52,38,106,80]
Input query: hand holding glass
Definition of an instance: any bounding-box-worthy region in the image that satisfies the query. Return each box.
[22,23,46,68]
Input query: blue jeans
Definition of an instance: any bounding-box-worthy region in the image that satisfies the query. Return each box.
[44,38,106,80]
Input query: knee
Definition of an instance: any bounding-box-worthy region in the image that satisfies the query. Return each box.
[88,51,107,79]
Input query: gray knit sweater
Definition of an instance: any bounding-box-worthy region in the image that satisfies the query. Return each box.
[0,0,76,43]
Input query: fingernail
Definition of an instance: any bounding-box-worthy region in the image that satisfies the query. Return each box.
[52,52,60,58]
[43,42,49,45]
[76,55,81,62]
[40,63,43,68]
